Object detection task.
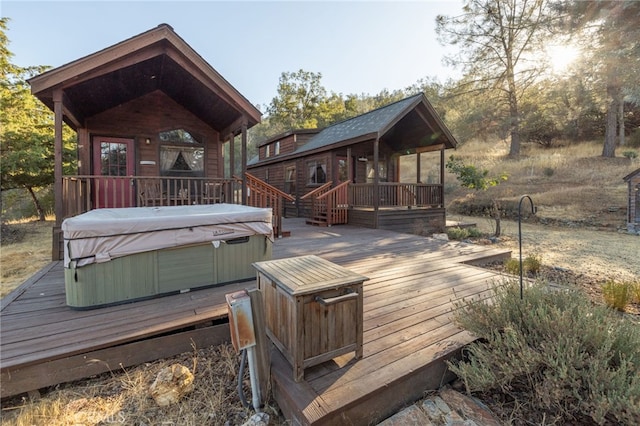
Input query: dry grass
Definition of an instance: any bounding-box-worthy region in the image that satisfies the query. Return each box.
[1,218,54,298]
[446,140,639,226]
[1,343,285,426]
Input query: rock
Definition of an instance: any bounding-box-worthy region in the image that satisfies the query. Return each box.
[149,364,195,406]
[377,404,433,426]
[439,388,501,426]
[432,233,449,241]
[241,412,270,426]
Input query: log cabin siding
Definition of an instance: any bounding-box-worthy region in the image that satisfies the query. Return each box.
[84,90,221,178]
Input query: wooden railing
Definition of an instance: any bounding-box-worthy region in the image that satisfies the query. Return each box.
[62,175,241,219]
[300,181,332,224]
[245,172,295,238]
[349,183,443,208]
[316,181,350,226]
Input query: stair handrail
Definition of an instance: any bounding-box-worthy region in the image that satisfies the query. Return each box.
[244,172,295,238]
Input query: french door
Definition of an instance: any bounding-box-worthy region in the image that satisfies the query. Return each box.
[92,137,135,208]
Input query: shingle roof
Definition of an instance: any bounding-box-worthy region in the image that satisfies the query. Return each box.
[295,94,423,155]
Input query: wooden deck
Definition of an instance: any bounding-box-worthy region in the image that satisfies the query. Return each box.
[0,218,511,425]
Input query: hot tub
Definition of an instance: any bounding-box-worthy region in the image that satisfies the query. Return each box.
[62,204,273,309]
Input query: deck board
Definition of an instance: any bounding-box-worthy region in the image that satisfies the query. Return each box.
[1,218,511,425]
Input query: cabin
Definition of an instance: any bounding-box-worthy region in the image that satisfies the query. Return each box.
[28,24,262,259]
[247,94,458,234]
[624,168,640,234]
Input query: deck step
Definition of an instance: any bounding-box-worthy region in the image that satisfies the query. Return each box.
[306,218,329,226]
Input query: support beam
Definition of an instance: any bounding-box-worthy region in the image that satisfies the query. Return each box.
[440,148,445,207]
[373,138,380,228]
[53,90,64,227]
[417,152,421,184]
[241,122,248,205]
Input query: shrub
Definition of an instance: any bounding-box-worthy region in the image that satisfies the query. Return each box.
[523,253,542,275]
[634,282,640,303]
[447,226,482,240]
[448,281,640,425]
[503,254,542,276]
[602,280,633,311]
[543,167,555,177]
[622,150,638,160]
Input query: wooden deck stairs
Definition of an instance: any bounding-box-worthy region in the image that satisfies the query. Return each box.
[301,181,349,227]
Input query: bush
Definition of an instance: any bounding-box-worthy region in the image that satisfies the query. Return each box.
[634,282,640,303]
[602,280,633,311]
[543,167,555,177]
[447,226,482,240]
[622,150,638,160]
[503,254,542,276]
[448,281,640,424]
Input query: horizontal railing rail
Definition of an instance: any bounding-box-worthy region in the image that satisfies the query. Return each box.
[349,183,443,208]
[62,175,242,219]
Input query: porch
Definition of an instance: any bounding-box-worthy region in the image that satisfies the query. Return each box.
[62,175,242,218]
[300,180,445,232]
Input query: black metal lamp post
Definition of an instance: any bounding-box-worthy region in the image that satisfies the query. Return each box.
[518,195,536,300]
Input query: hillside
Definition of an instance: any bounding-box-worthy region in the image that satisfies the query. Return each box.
[443,140,638,230]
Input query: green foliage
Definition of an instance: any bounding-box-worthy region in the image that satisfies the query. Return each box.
[622,150,638,160]
[543,167,554,177]
[445,155,508,191]
[634,282,640,303]
[0,18,76,220]
[602,280,633,311]
[503,253,542,276]
[448,281,640,424]
[446,226,482,241]
[628,128,640,148]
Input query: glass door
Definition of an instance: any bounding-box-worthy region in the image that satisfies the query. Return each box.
[92,137,135,208]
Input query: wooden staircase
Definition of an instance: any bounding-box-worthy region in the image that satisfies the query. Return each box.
[301,181,350,227]
[245,173,295,238]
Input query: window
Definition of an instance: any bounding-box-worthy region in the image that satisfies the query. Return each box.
[274,141,280,155]
[159,129,204,176]
[337,158,348,183]
[366,161,387,183]
[307,160,327,185]
[285,166,296,195]
[265,145,270,158]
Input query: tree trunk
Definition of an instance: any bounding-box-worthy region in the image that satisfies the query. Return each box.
[492,199,501,237]
[507,76,521,158]
[602,84,619,158]
[618,96,625,147]
[26,186,46,221]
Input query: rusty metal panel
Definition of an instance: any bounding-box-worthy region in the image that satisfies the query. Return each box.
[225,290,256,352]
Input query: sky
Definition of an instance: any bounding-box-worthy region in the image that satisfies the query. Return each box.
[2,0,464,110]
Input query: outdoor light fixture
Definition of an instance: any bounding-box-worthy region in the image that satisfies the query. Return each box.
[145,138,151,145]
[358,156,368,162]
[518,195,536,300]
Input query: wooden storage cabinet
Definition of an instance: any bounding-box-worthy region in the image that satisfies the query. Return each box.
[253,255,368,381]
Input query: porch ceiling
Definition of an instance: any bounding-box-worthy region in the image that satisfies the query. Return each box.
[381,107,445,153]
[28,24,261,134]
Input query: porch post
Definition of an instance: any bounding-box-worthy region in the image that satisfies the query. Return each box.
[346,147,352,182]
[373,137,380,227]
[241,121,248,205]
[416,152,421,183]
[53,89,64,227]
[229,133,235,177]
[440,148,445,207]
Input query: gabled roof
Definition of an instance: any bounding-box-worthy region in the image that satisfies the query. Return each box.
[248,93,457,167]
[623,168,640,182]
[28,24,261,134]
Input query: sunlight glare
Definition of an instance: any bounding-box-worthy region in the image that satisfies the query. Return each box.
[547,43,580,74]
